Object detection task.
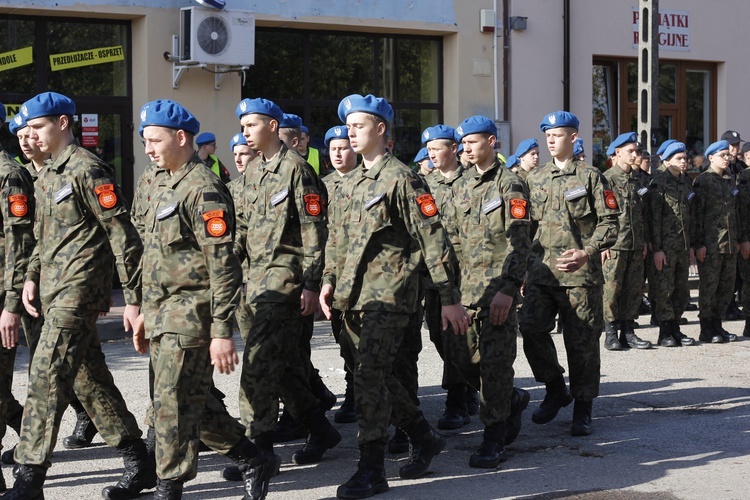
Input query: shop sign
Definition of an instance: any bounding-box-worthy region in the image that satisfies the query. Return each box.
[0,47,33,72]
[81,114,99,147]
[49,45,124,71]
[632,8,689,51]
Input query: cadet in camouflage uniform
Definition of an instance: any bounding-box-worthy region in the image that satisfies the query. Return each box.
[445,116,532,467]
[693,140,741,344]
[601,132,652,351]
[512,138,540,183]
[5,92,152,500]
[134,99,277,500]
[234,98,340,466]
[646,141,696,347]
[520,111,619,437]
[320,94,469,499]
[738,147,750,337]
[0,107,36,492]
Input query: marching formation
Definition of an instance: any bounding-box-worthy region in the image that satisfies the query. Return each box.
[0,90,746,500]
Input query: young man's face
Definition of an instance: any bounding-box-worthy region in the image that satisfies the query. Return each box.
[298,132,310,150]
[142,126,181,170]
[233,144,257,174]
[427,140,457,171]
[199,141,216,156]
[640,155,651,172]
[346,112,384,155]
[240,114,277,152]
[729,142,740,159]
[709,150,730,172]
[616,143,638,167]
[278,128,299,150]
[519,147,540,171]
[17,127,45,161]
[665,152,688,175]
[461,133,495,166]
[545,127,577,160]
[328,138,356,173]
[743,150,750,165]
[26,116,66,154]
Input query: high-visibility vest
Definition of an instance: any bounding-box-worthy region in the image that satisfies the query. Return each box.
[307,147,320,175]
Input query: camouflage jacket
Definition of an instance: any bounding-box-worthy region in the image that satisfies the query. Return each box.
[131,162,162,239]
[526,159,619,287]
[603,165,647,251]
[322,153,461,313]
[0,150,36,314]
[235,142,327,303]
[446,159,531,307]
[26,143,142,311]
[138,158,240,340]
[426,166,464,257]
[692,168,741,254]
[647,168,694,253]
[323,167,360,222]
[736,168,750,245]
[227,173,249,282]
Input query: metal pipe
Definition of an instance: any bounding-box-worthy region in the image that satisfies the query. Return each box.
[493,0,500,121]
[563,0,570,111]
[502,0,510,121]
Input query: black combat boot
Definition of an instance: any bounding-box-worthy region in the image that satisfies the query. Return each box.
[657,322,678,347]
[144,426,156,457]
[387,427,409,454]
[619,320,652,349]
[469,424,507,468]
[570,399,593,436]
[603,321,621,351]
[270,409,307,443]
[334,383,357,424]
[399,416,446,479]
[744,318,750,337]
[222,432,275,482]
[310,375,338,412]
[531,376,573,424]
[466,386,479,416]
[62,399,98,449]
[713,318,737,342]
[336,442,389,499]
[437,386,470,430]
[291,410,341,465]
[670,320,695,346]
[101,438,157,499]
[1,446,16,465]
[3,464,46,500]
[153,479,183,500]
[699,318,724,344]
[505,387,530,445]
[222,438,280,500]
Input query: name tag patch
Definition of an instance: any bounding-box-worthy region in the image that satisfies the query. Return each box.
[637,187,648,196]
[270,188,289,206]
[365,193,385,210]
[54,183,74,204]
[564,186,587,201]
[156,202,178,220]
[481,196,503,215]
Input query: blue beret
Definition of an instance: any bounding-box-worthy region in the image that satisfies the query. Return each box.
[21,92,76,121]
[455,115,497,142]
[300,125,309,135]
[609,132,638,152]
[514,138,539,158]
[422,124,456,144]
[662,141,686,160]
[196,132,216,146]
[705,140,730,158]
[324,125,349,147]
[573,138,584,156]
[280,113,303,129]
[9,113,26,135]
[656,139,677,157]
[457,143,464,154]
[606,143,616,156]
[236,98,283,123]
[139,99,200,137]
[413,147,429,163]
[229,133,247,151]
[505,154,519,169]
[338,94,394,123]
[539,110,579,132]
[0,102,5,124]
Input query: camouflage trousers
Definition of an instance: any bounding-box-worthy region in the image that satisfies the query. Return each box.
[340,310,421,445]
[331,309,353,387]
[239,302,319,438]
[424,288,468,392]
[14,307,141,467]
[393,302,423,407]
[234,285,253,338]
[602,249,644,322]
[697,252,737,319]
[444,306,516,427]
[649,249,691,323]
[0,345,23,454]
[150,333,246,481]
[520,284,602,402]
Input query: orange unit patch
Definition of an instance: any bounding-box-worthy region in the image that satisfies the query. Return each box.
[202,209,225,221]
[94,184,118,209]
[304,194,322,216]
[509,198,527,219]
[206,217,227,237]
[417,194,438,217]
[9,194,28,217]
[604,190,618,210]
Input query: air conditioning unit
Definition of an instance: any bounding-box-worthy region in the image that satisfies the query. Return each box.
[180,6,255,66]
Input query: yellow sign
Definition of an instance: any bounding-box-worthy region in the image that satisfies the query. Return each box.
[49,45,124,72]
[0,47,33,73]
[4,104,22,121]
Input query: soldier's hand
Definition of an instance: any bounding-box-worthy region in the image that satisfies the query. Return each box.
[210,338,239,374]
[442,303,471,335]
[557,249,589,273]
[319,284,334,320]
[131,313,148,354]
[653,250,667,271]
[600,248,611,264]
[740,241,750,260]
[123,304,141,333]
[300,289,320,317]
[0,310,21,349]
[489,292,513,326]
[22,281,40,318]
[696,246,707,263]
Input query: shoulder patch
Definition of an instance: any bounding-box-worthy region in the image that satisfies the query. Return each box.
[203,192,221,202]
[417,193,438,217]
[9,194,28,217]
[411,179,425,190]
[304,193,323,216]
[509,198,528,219]
[7,178,21,187]
[604,190,618,210]
[94,183,118,209]
[202,209,227,237]
[509,183,525,193]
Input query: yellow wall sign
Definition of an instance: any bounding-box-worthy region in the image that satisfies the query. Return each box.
[49,45,124,72]
[0,47,33,73]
